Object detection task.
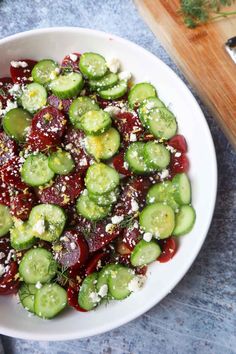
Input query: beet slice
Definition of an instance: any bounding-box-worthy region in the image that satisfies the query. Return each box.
[38,171,84,207]
[168,135,187,153]
[0,157,27,190]
[169,153,189,177]
[86,223,121,253]
[57,230,89,269]
[85,252,107,275]
[113,111,144,145]
[26,130,59,152]
[0,132,18,167]
[47,95,72,114]
[10,59,37,84]
[121,226,141,251]
[0,77,14,108]
[158,237,177,263]
[32,106,67,140]
[112,150,132,176]
[10,191,35,221]
[61,53,81,71]
[67,284,87,312]
[0,261,20,295]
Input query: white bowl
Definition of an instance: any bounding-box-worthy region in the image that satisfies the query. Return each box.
[0,27,217,341]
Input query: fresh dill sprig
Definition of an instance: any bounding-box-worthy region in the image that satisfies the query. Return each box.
[119,213,138,229]
[180,0,236,28]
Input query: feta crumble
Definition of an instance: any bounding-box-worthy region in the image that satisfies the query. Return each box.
[128,275,145,292]
[131,199,139,212]
[32,219,45,235]
[89,292,100,304]
[111,215,124,224]
[159,169,169,180]
[10,60,28,68]
[69,53,78,62]
[130,133,137,142]
[118,71,131,81]
[104,105,121,117]
[143,232,152,242]
[98,284,108,298]
[35,281,42,289]
[106,57,120,73]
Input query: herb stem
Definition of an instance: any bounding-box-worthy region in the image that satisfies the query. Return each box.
[211,10,236,19]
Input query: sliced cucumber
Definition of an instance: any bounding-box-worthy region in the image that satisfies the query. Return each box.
[131,239,161,267]
[125,142,150,174]
[21,83,47,113]
[32,59,59,85]
[88,187,119,206]
[50,72,83,99]
[89,72,118,91]
[0,205,13,237]
[173,205,196,236]
[28,204,66,242]
[76,192,111,221]
[138,97,165,127]
[78,273,100,310]
[10,222,36,250]
[146,107,177,140]
[86,127,120,160]
[108,265,135,300]
[139,203,175,239]
[48,149,75,175]
[34,283,67,319]
[19,248,57,284]
[21,153,54,187]
[146,181,179,211]
[96,264,117,298]
[80,110,111,135]
[98,80,127,100]
[85,163,120,195]
[19,283,37,313]
[172,173,191,205]
[69,96,99,128]
[128,82,157,109]
[79,52,107,79]
[144,142,170,170]
[3,108,32,142]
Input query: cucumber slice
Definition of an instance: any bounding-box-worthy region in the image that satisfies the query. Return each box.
[131,239,161,267]
[144,142,170,170]
[173,205,196,236]
[85,163,120,195]
[172,173,191,205]
[32,59,59,85]
[79,52,107,79]
[88,187,119,206]
[3,108,32,142]
[21,83,47,114]
[80,110,111,135]
[89,72,118,91]
[19,248,57,284]
[138,97,165,127]
[69,96,99,128]
[10,222,36,250]
[78,273,100,310]
[48,150,75,175]
[76,192,111,221]
[128,83,157,109]
[28,204,66,242]
[147,107,177,140]
[96,264,117,298]
[21,153,54,187]
[0,205,13,237]
[125,142,150,174]
[19,283,37,313]
[140,203,175,239]
[50,72,83,99]
[108,265,135,300]
[146,181,179,211]
[98,80,127,100]
[34,283,67,319]
[86,127,120,160]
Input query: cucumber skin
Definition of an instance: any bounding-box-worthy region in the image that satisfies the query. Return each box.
[125,142,150,174]
[79,52,107,79]
[98,80,127,100]
[131,239,161,267]
[0,205,13,237]
[19,283,37,313]
[76,193,111,221]
[173,205,196,236]
[10,225,36,251]
[143,142,170,170]
[108,265,134,300]
[172,173,191,205]
[128,82,157,109]
[78,273,99,311]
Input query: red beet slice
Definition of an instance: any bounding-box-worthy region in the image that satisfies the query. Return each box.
[157,237,177,263]
[116,239,132,255]
[0,132,18,167]
[113,111,144,144]
[0,261,20,295]
[0,181,11,206]
[121,226,141,251]
[57,230,89,269]
[63,128,92,172]
[86,223,121,253]
[61,53,81,71]
[10,191,35,221]
[0,157,27,190]
[85,252,107,275]
[169,153,189,177]
[26,130,59,152]
[112,150,132,176]
[168,135,187,153]
[47,95,72,114]
[0,77,14,108]
[32,106,67,140]
[38,171,83,207]
[10,59,37,84]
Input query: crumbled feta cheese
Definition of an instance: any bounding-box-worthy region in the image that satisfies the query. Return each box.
[106,57,120,73]
[98,284,108,298]
[89,292,100,303]
[118,71,131,81]
[35,281,42,289]
[0,99,18,116]
[70,242,76,250]
[128,275,145,292]
[149,197,155,203]
[105,223,114,233]
[133,221,139,229]
[0,252,5,260]
[130,133,137,142]
[131,199,139,212]
[8,84,21,95]
[111,215,124,224]
[79,157,87,166]
[123,161,129,170]
[69,53,78,62]
[32,219,45,235]
[55,67,60,74]
[61,185,66,192]
[159,169,169,180]
[104,105,121,117]
[143,232,152,242]
[0,264,5,277]
[10,60,28,68]
[166,145,176,153]
[175,152,182,157]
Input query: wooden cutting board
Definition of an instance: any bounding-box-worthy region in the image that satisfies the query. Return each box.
[134,0,236,148]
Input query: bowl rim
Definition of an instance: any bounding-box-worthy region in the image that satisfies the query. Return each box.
[0,26,217,341]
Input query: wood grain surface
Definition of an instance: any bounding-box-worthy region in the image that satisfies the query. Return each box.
[134,0,236,148]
